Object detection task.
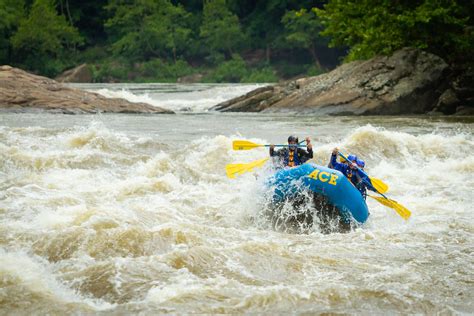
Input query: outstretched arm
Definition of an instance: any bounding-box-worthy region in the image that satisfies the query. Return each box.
[328,148,344,169]
[270,145,284,157]
[297,137,314,163]
[305,137,313,159]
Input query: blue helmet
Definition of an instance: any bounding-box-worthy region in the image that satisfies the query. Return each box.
[347,154,357,162]
[356,159,365,168]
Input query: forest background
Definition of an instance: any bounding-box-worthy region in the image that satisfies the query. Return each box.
[0,0,472,83]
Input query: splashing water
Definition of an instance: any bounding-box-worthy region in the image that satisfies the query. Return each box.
[1,93,473,314]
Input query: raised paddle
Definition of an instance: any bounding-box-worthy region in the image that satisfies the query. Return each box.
[225,158,269,179]
[338,152,411,220]
[233,140,306,151]
[338,152,389,194]
[228,139,307,178]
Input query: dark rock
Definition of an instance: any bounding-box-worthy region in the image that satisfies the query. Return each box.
[55,63,93,83]
[0,66,174,114]
[456,105,474,115]
[212,48,451,115]
[433,89,459,114]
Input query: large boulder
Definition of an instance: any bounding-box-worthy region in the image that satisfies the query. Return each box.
[0,66,173,114]
[55,63,93,83]
[213,48,456,115]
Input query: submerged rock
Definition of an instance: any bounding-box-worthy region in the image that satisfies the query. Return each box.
[213,48,473,115]
[0,65,174,114]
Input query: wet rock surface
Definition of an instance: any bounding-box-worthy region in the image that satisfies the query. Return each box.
[0,66,174,114]
[213,48,473,115]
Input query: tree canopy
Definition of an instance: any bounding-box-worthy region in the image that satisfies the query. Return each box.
[11,0,83,76]
[315,0,474,62]
[0,0,471,82]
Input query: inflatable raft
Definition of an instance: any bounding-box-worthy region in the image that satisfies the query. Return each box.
[267,163,369,225]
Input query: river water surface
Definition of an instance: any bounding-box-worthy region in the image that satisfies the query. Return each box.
[1,84,473,314]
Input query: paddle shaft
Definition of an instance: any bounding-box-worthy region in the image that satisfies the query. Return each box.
[265,144,307,147]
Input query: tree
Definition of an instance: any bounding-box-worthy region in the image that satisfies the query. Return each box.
[11,0,83,75]
[0,0,25,63]
[199,0,245,59]
[236,0,318,63]
[63,0,109,45]
[282,8,326,69]
[315,0,474,62]
[106,0,191,62]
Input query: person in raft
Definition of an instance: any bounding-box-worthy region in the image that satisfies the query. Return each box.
[328,148,375,200]
[351,158,377,200]
[269,135,313,168]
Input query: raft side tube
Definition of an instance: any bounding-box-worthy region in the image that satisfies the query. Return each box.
[267,163,369,224]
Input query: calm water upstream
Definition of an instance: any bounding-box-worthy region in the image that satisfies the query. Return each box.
[1,83,473,314]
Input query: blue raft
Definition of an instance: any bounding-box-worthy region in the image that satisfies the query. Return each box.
[267,163,369,224]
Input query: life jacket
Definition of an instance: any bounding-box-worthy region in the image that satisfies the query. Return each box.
[284,149,301,167]
[346,169,354,182]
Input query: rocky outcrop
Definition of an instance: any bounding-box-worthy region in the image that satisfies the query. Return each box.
[55,63,93,83]
[213,48,472,115]
[0,66,173,114]
[431,64,474,115]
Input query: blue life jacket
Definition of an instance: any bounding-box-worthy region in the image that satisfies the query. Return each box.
[328,154,354,180]
[284,149,301,167]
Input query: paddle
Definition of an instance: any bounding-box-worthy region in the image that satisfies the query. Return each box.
[225,158,269,179]
[338,152,411,220]
[337,152,389,194]
[368,195,411,220]
[227,139,307,178]
[233,140,306,151]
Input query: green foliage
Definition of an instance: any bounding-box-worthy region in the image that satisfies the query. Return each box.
[200,0,245,58]
[282,8,324,48]
[80,46,109,63]
[91,59,129,82]
[106,0,192,62]
[0,0,25,62]
[315,0,474,62]
[273,61,309,79]
[204,54,248,82]
[204,54,278,83]
[242,67,278,83]
[136,59,195,82]
[282,8,327,67]
[11,0,472,81]
[91,58,195,83]
[10,0,83,76]
[306,64,325,76]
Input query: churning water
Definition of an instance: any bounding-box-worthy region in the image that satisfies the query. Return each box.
[1,84,473,314]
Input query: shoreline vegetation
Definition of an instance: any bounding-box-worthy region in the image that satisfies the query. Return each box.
[0,0,472,115]
[1,1,472,84]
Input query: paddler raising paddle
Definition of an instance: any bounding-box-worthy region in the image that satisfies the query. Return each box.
[269,135,313,168]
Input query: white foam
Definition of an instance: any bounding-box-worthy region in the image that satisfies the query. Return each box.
[89,84,266,112]
[1,114,472,314]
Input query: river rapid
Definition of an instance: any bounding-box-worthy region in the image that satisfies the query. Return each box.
[1,84,473,314]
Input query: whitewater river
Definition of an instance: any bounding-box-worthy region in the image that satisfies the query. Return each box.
[1,84,473,314]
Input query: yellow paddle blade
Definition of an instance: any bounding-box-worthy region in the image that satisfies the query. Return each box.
[225,158,269,179]
[225,164,245,179]
[369,177,389,194]
[369,195,411,220]
[232,140,263,150]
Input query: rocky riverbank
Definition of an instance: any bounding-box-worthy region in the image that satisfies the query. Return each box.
[212,48,474,115]
[0,66,173,114]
